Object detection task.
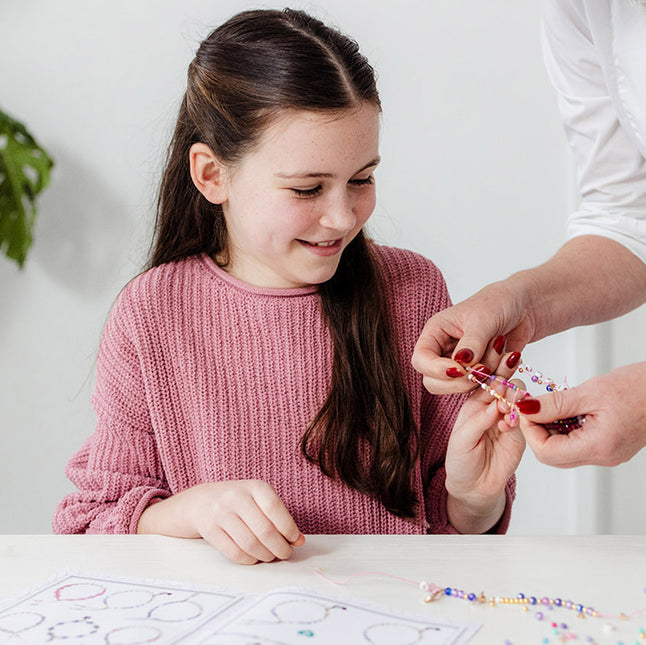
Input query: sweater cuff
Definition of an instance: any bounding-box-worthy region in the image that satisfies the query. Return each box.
[127,489,172,534]
[486,476,516,535]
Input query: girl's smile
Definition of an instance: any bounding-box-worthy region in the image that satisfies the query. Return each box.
[296,238,343,255]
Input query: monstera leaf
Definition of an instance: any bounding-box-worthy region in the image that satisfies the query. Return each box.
[0,109,54,267]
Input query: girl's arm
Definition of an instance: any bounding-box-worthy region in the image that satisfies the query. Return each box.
[137,480,305,565]
[53,297,171,535]
[444,355,525,534]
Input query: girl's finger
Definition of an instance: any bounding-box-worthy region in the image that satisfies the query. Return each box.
[219,511,279,563]
[241,499,298,561]
[202,525,260,565]
[251,482,305,548]
[454,399,500,447]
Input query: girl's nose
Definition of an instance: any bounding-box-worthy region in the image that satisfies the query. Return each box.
[319,195,357,232]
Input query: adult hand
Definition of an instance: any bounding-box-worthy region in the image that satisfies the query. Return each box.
[412,279,535,395]
[138,480,305,565]
[445,354,526,533]
[519,362,646,467]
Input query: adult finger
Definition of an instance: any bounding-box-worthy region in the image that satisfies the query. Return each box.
[421,359,479,395]
[412,319,459,375]
[520,418,591,468]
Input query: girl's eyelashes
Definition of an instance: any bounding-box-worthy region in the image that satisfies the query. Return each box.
[349,176,374,187]
[291,185,322,197]
[290,176,374,198]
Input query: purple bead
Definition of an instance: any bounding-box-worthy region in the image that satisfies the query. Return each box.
[531,375,538,382]
[541,597,550,605]
[535,612,544,620]
[554,598,562,607]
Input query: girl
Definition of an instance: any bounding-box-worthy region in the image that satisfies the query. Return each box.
[53,8,524,565]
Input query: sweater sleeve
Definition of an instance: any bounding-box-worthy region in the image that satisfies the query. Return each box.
[52,289,170,535]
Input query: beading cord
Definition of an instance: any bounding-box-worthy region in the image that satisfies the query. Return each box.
[312,569,646,622]
[465,361,586,433]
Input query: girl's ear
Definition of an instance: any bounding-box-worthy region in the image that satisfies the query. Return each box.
[189,143,229,204]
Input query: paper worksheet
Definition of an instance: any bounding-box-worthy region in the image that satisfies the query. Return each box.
[0,571,478,644]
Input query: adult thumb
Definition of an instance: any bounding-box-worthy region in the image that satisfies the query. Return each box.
[518,387,585,423]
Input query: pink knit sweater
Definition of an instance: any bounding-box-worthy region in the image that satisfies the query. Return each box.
[53,245,514,536]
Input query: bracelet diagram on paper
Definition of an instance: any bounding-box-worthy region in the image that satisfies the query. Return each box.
[0,574,477,644]
[192,588,477,644]
[0,572,243,644]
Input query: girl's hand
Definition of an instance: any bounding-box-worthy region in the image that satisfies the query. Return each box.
[445,354,526,533]
[138,480,305,565]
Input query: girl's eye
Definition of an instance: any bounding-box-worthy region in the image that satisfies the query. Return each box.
[349,176,374,187]
[291,185,322,197]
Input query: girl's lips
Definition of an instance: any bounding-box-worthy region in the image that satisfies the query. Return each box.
[297,239,343,256]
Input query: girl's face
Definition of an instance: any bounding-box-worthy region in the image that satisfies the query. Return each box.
[218,103,380,289]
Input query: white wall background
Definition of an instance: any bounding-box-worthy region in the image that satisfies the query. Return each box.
[1,0,644,535]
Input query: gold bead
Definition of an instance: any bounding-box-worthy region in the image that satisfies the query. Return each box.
[522,606,529,612]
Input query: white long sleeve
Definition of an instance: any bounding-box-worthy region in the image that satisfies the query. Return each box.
[541,0,646,263]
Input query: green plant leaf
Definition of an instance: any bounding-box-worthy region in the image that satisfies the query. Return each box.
[0,109,54,267]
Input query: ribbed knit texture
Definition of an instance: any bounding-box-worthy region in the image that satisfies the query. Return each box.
[53,245,515,536]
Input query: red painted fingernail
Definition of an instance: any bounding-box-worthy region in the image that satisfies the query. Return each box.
[446,367,464,378]
[517,398,541,414]
[471,364,492,384]
[454,348,474,364]
[493,335,505,354]
[506,351,521,369]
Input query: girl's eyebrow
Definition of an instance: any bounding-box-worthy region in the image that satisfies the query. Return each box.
[275,157,381,180]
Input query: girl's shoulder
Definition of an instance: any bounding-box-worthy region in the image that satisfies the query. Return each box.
[370,243,451,317]
[112,255,209,317]
[370,243,446,288]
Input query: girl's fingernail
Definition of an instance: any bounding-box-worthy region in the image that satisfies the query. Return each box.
[493,335,506,354]
[506,351,521,369]
[446,367,464,378]
[454,348,474,364]
[471,364,492,384]
[517,398,541,414]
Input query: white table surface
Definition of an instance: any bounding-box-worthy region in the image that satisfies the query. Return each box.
[0,534,644,644]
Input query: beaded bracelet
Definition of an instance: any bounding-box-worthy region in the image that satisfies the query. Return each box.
[465,361,585,433]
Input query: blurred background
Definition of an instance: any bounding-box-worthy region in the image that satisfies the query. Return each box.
[1,0,644,534]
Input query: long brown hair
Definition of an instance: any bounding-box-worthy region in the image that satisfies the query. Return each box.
[149,8,419,519]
